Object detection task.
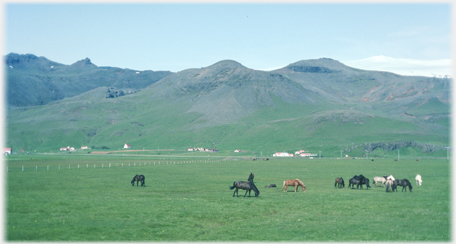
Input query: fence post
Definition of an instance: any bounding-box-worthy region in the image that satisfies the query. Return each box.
[22,166,24,171]
[36,166,37,171]
[47,166,49,171]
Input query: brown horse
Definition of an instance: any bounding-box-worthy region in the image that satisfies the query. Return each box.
[281,179,306,192]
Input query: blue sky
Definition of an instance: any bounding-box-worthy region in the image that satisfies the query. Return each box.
[4,3,452,76]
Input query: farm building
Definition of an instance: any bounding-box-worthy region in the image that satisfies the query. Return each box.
[273,152,294,157]
[60,146,75,151]
[4,148,12,155]
[123,143,131,149]
[295,150,318,157]
[81,146,88,150]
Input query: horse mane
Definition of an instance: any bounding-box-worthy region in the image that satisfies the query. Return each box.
[405,179,413,190]
[295,179,305,186]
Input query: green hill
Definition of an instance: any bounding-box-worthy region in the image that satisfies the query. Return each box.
[5,56,450,157]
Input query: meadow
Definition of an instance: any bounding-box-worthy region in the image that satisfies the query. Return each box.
[5,153,450,241]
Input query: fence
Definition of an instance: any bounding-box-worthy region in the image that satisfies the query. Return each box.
[5,159,227,172]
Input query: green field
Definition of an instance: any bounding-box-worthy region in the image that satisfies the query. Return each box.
[6,154,450,241]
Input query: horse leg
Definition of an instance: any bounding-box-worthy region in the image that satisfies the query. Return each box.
[295,183,298,192]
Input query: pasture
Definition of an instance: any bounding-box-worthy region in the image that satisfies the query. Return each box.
[6,154,450,241]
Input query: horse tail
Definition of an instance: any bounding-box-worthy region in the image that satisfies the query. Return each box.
[229,182,236,190]
[281,181,286,191]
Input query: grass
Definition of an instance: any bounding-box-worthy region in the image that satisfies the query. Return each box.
[5,154,450,241]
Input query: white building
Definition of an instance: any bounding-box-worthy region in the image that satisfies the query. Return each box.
[273,152,294,157]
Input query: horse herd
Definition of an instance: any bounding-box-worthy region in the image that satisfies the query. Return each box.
[130,172,422,196]
[335,174,422,192]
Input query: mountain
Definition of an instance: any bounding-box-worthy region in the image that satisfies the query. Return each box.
[5,56,451,156]
[5,53,173,107]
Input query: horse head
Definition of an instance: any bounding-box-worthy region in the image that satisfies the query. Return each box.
[248,173,254,182]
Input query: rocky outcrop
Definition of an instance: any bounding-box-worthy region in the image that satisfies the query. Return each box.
[347,141,445,153]
[105,87,138,98]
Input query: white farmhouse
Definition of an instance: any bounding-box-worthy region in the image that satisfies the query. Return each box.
[273,152,294,157]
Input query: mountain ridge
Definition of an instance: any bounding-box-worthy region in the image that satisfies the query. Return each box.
[5,53,450,155]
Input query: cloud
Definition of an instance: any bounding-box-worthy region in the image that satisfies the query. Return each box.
[344,55,452,77]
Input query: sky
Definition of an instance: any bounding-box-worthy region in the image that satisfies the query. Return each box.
[3,3,453,77]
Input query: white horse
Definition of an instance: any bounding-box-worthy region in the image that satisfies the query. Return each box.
[373,176,387,187]
[415,174,422,186]
[386,175,395,181]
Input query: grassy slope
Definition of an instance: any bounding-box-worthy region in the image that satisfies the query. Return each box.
[6,154,450,241]
[6,85,449,157]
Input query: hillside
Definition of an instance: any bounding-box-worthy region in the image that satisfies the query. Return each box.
[5,56,451,156]
[5,53,173,107]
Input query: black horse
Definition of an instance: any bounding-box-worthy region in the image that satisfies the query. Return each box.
[248,173,254,182]
[334,177,345,188]
[131,174,145,187]
[230,180,259,197]
[229,173,259,197]
[348,175,371,189]
[395,179,413,192]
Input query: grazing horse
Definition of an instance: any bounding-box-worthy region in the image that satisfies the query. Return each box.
[131,174,145,187]
[265,184,277,188]
[373,176,387,187]
[395,179,413,192]
[415,174,422,186]
[385,179,397,192]
[281,179,306,192]
[334,177,345,188]
[348,175,371,189]
[230,180,259,197]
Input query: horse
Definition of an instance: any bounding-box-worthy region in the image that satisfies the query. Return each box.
[131,174,145,187]
[385,179,397,192]
[230,180,259,197]
[281,179,306,192]
[373,176,387,187]
[415,174,422,186]
[265,184,276,188]
[334,177,345,188]
[348,175,371,189]
[386,175,395,181]
[248,173,254,182]
[395,179,413,192]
